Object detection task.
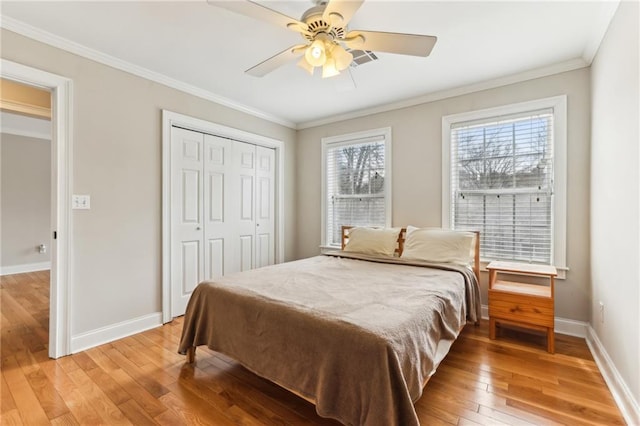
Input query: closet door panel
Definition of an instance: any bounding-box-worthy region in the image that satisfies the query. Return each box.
[204,135,235,278]
[181,241,201,294]
[255,146,275,268]
[207,238,224,280]
[239,235,253,271]
[171,127,205,317]
[234,142,256,272]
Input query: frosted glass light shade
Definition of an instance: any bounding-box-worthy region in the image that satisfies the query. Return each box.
[333,45,353,71]
[305,40,326,67]
[322,57,340,78]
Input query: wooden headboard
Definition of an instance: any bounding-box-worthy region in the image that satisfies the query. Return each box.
[341,225,481,281]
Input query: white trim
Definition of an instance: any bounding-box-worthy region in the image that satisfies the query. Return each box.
[161,110,285,324]
[320,127,392,247]
[586,326,640,426]
[1,127,50,140]
[0,262,51,276]
[298,59,587,129]
[70,312,163,354]
[0,16,296,129]
[1,59,73,360]
[441,95,568,271]
[480,305,587,338]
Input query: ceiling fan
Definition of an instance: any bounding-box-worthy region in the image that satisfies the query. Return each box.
[208,0,437,79]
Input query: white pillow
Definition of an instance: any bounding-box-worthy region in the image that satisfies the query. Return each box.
[344,227,401,257]
[401,228,476,266]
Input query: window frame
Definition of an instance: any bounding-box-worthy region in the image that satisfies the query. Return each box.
[321,127,392,248]
[442,96,567,275]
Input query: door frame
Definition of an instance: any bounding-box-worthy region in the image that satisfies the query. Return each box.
[1,59,73,359]
[161,110,285,323]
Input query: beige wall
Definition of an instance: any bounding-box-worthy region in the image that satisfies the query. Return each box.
[1,29,297,336]
[0,133,51,268]
[297,68,591,321]
[590,0,639,411]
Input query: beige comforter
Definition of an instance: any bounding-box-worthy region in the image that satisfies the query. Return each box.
[178,252,480,426]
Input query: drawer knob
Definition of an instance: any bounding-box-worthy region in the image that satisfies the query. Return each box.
[510,306,522,313]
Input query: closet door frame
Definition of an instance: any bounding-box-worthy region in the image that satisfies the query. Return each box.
[161,110,285,323]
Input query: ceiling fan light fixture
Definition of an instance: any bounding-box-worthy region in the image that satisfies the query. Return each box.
[322,57,340,78]
[305,39,326,66]
[332,44,353,71]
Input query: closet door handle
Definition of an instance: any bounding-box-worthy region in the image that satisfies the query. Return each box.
[196,226,201,231]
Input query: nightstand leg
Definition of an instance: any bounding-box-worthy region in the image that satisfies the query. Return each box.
[547,328,555,354]
[489,318,496,340]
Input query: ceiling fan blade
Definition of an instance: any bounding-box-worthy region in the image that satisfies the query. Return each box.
[245,45,306,77]
[345,30,437,57]
[322,0,364,26]
[208,0,307,33]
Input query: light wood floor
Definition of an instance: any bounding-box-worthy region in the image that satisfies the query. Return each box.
[1,271,626,425]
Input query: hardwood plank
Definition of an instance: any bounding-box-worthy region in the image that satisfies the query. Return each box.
[2,355,51,424]
[456,407,511,426]
[200,363,321,426]
[85,366,132,406]
[0,408,24,425]
[50,412,81,426]
[39,358,105,425]
[0,371,17,413]
[118,399,160,426]
[168,365,268,426]
[65,367,133,425]
[25,367,70,419]
[158,391,236,426]
[104,346,171,399]
[108,368,169,418]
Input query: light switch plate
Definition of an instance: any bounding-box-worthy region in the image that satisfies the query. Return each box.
[72,194,91,209]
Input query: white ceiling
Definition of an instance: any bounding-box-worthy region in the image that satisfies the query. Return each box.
[0,1,619,128]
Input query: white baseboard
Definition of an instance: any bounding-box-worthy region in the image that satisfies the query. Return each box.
[480,304,588,337]
[586,326,640,426]
[0,261,51,276]
[70,312,163,354]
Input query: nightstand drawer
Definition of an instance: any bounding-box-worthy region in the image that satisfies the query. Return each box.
[489,290,553,327]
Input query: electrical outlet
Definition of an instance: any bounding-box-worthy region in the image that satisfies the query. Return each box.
[599,301,604,323]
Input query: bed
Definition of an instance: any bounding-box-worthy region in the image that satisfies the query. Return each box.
[178,226,481,426]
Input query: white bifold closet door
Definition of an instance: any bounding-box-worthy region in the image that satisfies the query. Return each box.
[171,127,275,317]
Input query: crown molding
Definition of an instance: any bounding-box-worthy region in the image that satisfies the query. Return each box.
[0,16,296,129]
[297,58,588,129]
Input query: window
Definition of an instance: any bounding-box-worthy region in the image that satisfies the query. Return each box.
[322,128,392,247]
[442,96,567,268]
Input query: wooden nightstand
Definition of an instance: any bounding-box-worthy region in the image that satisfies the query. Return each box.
[487,260,557,353]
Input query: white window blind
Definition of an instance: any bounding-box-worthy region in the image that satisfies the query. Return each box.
[324,136,388,247]
[450,108,554,263]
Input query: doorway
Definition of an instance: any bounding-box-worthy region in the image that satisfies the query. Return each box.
[0,59,72,358]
